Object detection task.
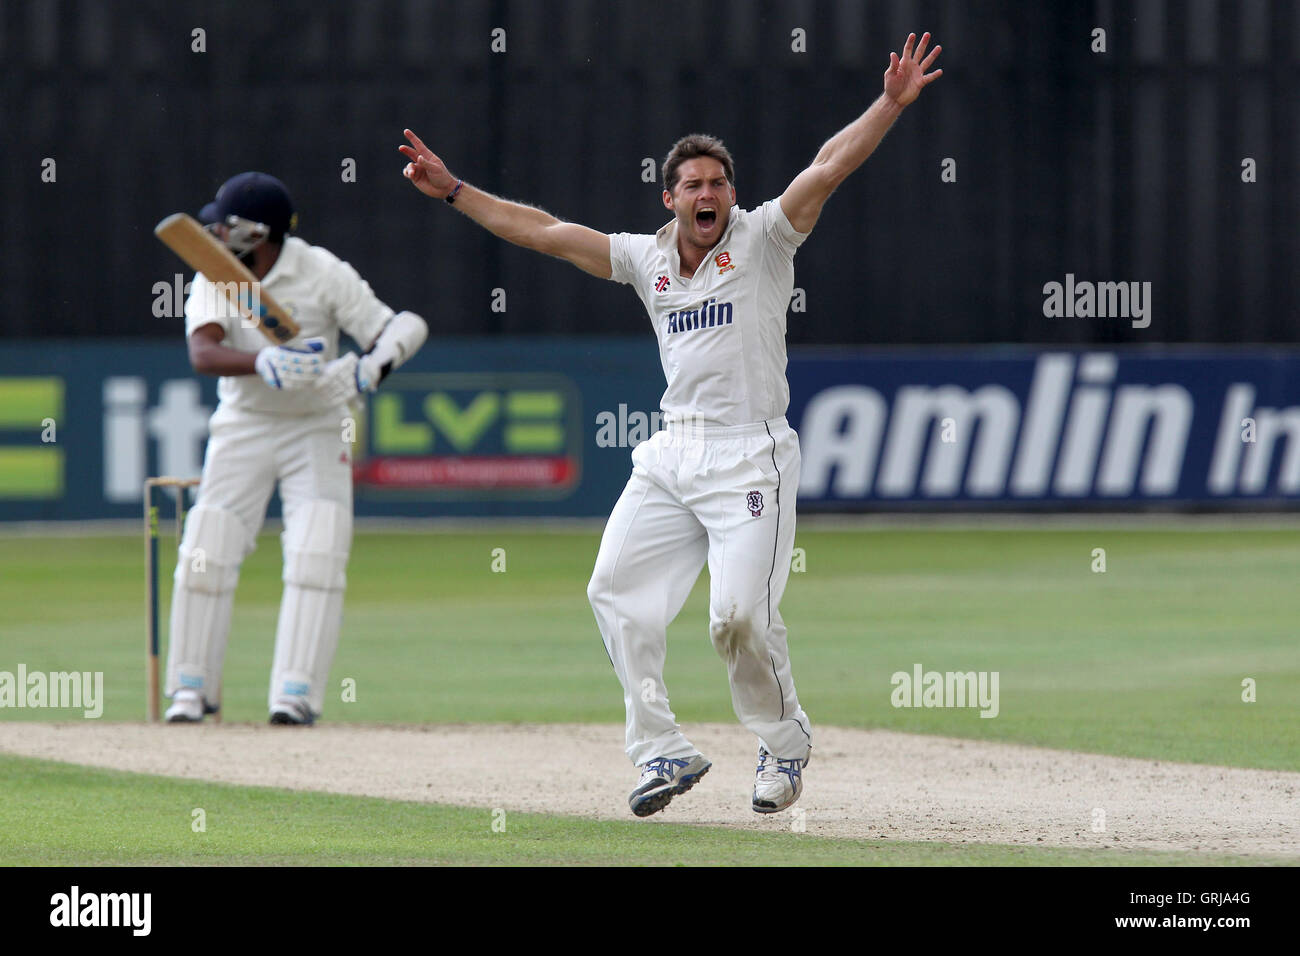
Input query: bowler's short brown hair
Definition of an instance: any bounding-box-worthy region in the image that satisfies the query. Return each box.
[662,134,735,194]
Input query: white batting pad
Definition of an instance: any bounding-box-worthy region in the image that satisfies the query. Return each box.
[269,499,352,717]
[165,504,252,706]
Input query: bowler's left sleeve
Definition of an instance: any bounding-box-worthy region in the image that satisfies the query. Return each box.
[760,199,811,259]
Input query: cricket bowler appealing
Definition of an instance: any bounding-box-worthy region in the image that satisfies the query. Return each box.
[164,171,428,725]
[400,33,941,811]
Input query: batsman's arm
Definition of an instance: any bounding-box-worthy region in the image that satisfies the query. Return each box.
[779,31,943,234]
[188,324,256,376]
[399,129,612,279]
[189,323,325,389]
[314,310,429,406]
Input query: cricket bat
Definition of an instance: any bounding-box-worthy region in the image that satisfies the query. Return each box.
[154,212,300,344]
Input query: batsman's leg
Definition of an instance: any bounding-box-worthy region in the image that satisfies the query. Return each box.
[165,422,275,717]
[267,421,354,723]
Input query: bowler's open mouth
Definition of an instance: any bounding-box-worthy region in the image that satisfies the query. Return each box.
[696,208,717,228]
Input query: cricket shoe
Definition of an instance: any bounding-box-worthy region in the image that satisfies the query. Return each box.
[164,690,205,723]
[269,698,315,726]
[628,754,711,817]
[752,747,810,814]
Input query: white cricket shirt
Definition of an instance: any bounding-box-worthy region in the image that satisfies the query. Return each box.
[184,236,394,417]
[608,198,809,426]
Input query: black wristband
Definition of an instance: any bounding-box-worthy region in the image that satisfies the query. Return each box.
[445,180,464,204]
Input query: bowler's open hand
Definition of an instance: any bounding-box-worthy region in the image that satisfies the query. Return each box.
[399,129,458,199]
[883,32,943,107]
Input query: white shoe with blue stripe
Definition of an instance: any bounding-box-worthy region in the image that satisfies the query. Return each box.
[752,747,809,813]
[628,754,711,817]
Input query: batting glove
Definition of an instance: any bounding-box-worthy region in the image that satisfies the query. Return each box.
[255,337,326,389]
[316,352,382,406]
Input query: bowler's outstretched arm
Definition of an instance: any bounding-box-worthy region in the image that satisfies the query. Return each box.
[779,31,943,234]
[398,129,612,279]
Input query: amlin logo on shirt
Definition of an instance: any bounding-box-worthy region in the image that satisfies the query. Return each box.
[666,298,734,334]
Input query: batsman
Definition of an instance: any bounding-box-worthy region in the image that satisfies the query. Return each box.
[401,34,941,811]
[163,172,428,724]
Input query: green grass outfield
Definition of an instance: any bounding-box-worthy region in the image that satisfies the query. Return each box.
[1,524,1297,865]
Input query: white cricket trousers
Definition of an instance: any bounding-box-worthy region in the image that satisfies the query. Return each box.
[587,416,813,767]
